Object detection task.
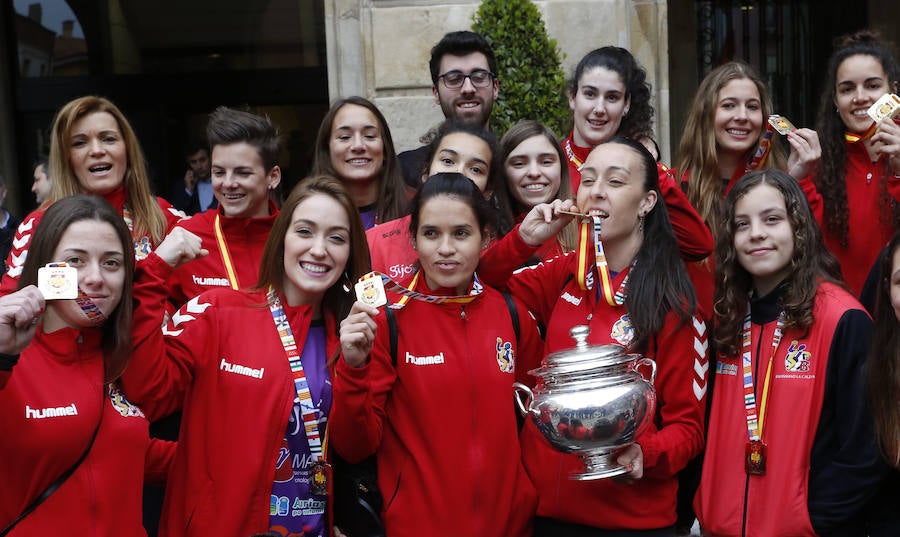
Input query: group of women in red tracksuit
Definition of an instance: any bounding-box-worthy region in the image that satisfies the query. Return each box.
[4,26,900,537]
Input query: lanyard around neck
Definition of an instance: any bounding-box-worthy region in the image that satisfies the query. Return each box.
[378,270,483,310]
[267,287,325,461]
[741,306,784,441]
[214,214,240,290]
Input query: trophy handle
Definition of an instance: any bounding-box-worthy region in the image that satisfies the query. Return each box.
[513,382,537,417]
[635,357,657,386]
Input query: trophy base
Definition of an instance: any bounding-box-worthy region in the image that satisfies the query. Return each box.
[571,449,629,480]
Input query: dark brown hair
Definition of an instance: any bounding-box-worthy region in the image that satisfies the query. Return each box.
[256,175,371,326]
[815,30,900,247]
[18,195,135,382]
[714,170,844,356]
[867,232,900,466]
[311,96,407,225]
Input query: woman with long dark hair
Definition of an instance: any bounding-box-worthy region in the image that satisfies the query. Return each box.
[1,195,168,536]
[490,137,707,535]
[312,97,408,230]
[809,31,900,295]
[695,170,884,535]
[122,176,370,537]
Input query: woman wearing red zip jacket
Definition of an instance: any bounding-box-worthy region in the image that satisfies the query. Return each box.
[162,106,282,308]
[560,47,712,263]
[695,170,885,536]
[121,176,370,537]
[673,60,821,317]
[1,195,171,537]
[806,31,900,296]
[485,138,709,536]
[333,173,543,536]
[1,96,183,296]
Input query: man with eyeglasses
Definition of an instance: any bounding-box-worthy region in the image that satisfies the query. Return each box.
[398,31,500,188]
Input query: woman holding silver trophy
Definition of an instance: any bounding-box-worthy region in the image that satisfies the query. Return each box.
[491,137,708,536]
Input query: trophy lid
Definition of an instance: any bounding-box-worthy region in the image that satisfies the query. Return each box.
[535,325,633,376]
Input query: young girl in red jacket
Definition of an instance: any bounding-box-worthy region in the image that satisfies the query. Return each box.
[1,195,169,537]
[333,173,544,537]
[485,137,708,535]
[1,96,183,296]
[695,170,885,536]
[809,31,900,295]
[122,176,370,537]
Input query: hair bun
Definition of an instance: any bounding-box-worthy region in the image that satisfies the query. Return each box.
[836,29,883,49]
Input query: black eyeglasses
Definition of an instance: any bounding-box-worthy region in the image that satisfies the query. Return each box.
[438,69,496,89]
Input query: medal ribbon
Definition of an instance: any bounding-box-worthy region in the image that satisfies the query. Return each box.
[564,138,584,172]
[373,271,483,310]
[75,289,107,326]
[741,307,784,441]
[267,287,324,461]
[574,216,628,306]
[744,122,775,174]
[844,122,878,143]
[214,214,240,290]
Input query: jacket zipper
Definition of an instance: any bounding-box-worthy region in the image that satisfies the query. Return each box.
[460,304,481,537]
[741,326,766,537]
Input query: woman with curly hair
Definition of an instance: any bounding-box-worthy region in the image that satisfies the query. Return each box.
[564,47,656,193]
[695,170,885,536]
[810,30,900,295]
[311,96,408,230]
[561,47,713,264]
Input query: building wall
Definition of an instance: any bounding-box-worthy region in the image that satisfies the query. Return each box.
[325,0,673,161]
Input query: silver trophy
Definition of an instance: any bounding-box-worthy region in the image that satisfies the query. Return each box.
[514,325,657,480]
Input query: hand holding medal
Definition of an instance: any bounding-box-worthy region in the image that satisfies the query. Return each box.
[517,198,579,247]
[868,94,900,173]
[0,285,45,354]
[37,262,107,326]
[339,272,385,368]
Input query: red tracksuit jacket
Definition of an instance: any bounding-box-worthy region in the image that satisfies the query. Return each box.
[505,253,708,530]
[329,275,542,537]
[164,202,278,306]
[804,141,900,295]
[0,327,171,536]
[123,253,340,537]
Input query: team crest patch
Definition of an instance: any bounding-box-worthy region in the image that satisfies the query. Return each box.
[496,337,515,373]
[610,314,634,346]
[784,340,811,372]
[108,385,146,418]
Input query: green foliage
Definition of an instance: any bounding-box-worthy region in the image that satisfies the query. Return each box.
[472,0,570,138]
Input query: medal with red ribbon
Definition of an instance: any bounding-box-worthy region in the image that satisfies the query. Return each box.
[743,121,776,174]
[741,305,784,475]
